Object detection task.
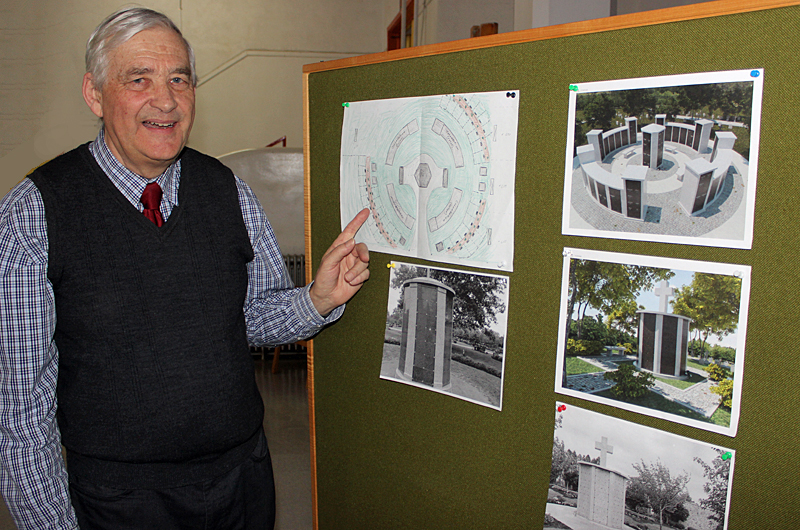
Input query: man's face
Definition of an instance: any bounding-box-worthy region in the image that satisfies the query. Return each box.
[82,27,195,179]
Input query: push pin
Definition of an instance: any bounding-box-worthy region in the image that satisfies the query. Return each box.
[569,84,579,92]
[342,102,350,107]
[557,404,567,412]
[387,262,396,269]
[722,452,732,461]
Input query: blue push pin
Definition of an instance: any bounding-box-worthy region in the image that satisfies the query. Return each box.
[750,70,760,78]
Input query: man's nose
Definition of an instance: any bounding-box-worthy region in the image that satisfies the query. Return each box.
[150,81,178,113]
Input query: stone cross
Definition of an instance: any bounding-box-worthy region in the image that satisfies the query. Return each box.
[654,280,675,313]
[595,436,614,468]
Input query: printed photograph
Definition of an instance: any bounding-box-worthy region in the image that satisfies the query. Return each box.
[380,261,509,410]
[562,69,763,249]
[555,248,750,436]
[545,402,734,530]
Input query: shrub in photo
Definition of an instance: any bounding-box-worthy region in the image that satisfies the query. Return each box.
[712,379,734,408]
[566,339,605,356]
[603,364,655,399]
[705,362,731,382]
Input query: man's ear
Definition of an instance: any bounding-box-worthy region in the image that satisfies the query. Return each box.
[82,73,104,119]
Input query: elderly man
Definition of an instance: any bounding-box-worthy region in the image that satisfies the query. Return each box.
[0,7,369,530]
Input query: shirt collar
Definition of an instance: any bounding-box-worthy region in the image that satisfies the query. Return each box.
[89,128,181,208]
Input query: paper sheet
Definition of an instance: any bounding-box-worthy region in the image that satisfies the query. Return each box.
[341,91,519,271]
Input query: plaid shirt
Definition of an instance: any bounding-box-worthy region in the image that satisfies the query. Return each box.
[0,130,340,529]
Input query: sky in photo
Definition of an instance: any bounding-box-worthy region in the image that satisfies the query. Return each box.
[555,403,731,502]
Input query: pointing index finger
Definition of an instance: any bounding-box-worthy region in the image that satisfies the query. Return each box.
[339,208,370,242]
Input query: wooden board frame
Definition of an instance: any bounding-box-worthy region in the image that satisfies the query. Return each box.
[302,1,800,527]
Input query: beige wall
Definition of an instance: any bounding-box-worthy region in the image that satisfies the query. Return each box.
[616,0,713,15]
[0,0,385,195]
[513,0,713,30]
[513,0,610,29]
[381,0,514,48]
[184,0,384,156]
[1,0,716,195]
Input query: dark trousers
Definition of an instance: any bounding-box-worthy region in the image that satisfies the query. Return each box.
[69,431,276,530]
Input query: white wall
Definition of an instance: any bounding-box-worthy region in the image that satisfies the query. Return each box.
[185,0,383,157]
[431,0,515,43]
[514,0,611,29]
[616,0,713,15]
[513,0,711,30]
[0,0,385,194]
[0,0,721,195]
[548,0,610,26]
[382,0,514,47]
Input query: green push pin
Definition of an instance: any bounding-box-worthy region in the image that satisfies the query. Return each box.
[342,102,350,107]
[568,85,579,92]
[722,452,732,460]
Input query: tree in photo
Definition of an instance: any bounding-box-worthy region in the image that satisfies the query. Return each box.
[604,297,641,340]
[389,265,507,332]
[574,81,755,158]
[619,88,656,120]
[654,89,682,120]
[694,449,731,530]
[626,484,689,528]
[672,273,741,358]
[580,92,618,131]
[563,260,672,386]
[550,437,570,486]
[550,439,600,492]
[627,459,691,530]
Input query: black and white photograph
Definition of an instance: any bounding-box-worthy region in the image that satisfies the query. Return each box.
[380,261,509,410]
[546,402,734,530]
[562,69,763,249]
[555,248,750,437]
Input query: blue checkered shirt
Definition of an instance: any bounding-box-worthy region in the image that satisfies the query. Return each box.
[0,130,341,529]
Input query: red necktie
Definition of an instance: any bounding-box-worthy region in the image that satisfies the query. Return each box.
[141,182,164,227]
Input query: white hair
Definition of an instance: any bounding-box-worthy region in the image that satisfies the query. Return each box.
[85,7,197,88]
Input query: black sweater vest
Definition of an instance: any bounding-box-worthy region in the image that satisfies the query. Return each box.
[29,145,262,488]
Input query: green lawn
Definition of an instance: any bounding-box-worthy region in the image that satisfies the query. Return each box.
[653,370,706,390]
[566,357,603,375]
[687,359,707,371]
[710,404,731,425]
[596,388,730,427]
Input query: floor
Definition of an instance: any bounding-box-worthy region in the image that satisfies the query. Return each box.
[0,355,314,530]
[257,355,314,530]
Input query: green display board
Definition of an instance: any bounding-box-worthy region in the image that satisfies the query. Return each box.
[305,3,800,528]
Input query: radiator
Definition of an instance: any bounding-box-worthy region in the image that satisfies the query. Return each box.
[283,254,306,288]
[250,253,309,356]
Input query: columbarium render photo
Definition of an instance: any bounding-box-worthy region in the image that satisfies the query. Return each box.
[562,70,763,249]
[380,262,509,410]
[554,248,751,437]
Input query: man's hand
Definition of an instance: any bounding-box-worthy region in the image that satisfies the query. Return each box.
[309,208,371,317]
